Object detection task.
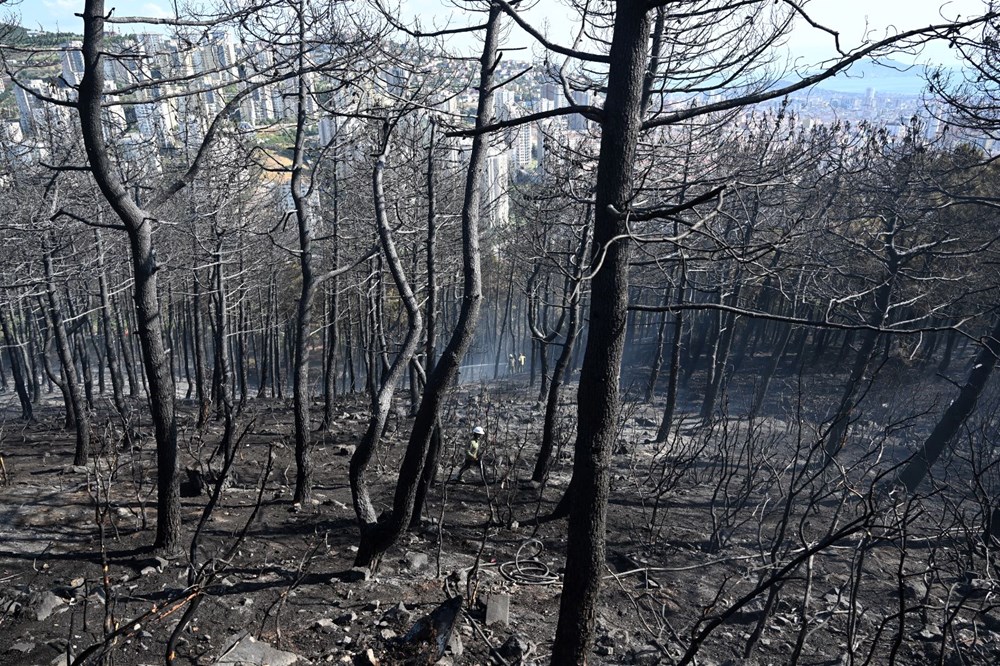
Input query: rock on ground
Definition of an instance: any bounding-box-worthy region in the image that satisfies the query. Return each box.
[214,634,300,666]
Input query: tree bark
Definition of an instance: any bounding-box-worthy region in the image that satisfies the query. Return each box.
[44,249,91,467]
[1,310,33,421]
[79,0,181,551]
[552,1,650,661]
[897,317,1000,491]
[351,119,424,530]
[354,5,499,570]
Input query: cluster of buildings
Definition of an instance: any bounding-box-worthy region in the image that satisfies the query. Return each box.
[2,30,600,226]
[0,29,987,227]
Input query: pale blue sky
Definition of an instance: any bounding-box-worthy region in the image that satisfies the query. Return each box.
[9,0,984,66]
[13,0,174,30]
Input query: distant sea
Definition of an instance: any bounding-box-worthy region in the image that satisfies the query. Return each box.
[785,59,944,96]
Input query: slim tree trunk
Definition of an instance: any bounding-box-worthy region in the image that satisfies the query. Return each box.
[351,119,424,530]
[321,165,340,428]
[824,272,895,461]
[43,249,91,467]
[937,327,958,374]
[700,298,740,424]
[533,219,591,482]
[354,5,499,569]
[115,300,138,398]
[256,282,272,399]
[655,265,686,444]
[424,121,439,372]
[644,303,669,404]
[290,25,318,503]
[213,239,235,450]
[409,126,443,523]
[493,261,515,379]
[95,229,126,415]
[1,310,33,421]
[749,322,794,417]
[898,317,1000,491]
[21,300,41,404]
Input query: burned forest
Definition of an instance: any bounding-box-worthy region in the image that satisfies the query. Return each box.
[4,0,1000,664]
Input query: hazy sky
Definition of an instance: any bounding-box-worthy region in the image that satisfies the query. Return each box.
[10,0,984,67]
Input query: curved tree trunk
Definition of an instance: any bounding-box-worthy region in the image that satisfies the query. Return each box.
[351,119,424,530]
[354,5,500,570]
[533,217,591,482]
[79,0,180,551]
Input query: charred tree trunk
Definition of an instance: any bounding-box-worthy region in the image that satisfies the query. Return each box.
[533,218,591,483]
[898,316,1000,491]
[824,255,896,462]
[655,260,686,443]
[37,296,72,429]
[700,295,740,424]
[320,163,340,429]
[424,121,439,374]
[79,0,180,551]
[644,298,669,404]
[937,327,958,375]
[95,230,126,415]
[354,6,499,570]
[351,119,424,532]
[493,262,516,379]
[115,300,138,398]
[256,282,272,399]
[1,310,33,421]
[44,248,91,467]
[212,239,235,451]
[749,322,794,417]
[410,125,444,524]
[552,2,650,660]
[290,40,318,503]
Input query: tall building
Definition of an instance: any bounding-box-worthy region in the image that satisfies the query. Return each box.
[494,90,514,121]
[483,143,510,228]
[135,98,178,147]
[14,79,73,136]
[13,83,33,135]
[60,42,85,86]
[510,122,535,169]
[569,90,591,132]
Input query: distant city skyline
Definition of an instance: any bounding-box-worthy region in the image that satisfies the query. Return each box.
[8,0,985,69]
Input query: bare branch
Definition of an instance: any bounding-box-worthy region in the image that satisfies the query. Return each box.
[495,0,610,63]
[444,104,602,137]
[643,13,997,130]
